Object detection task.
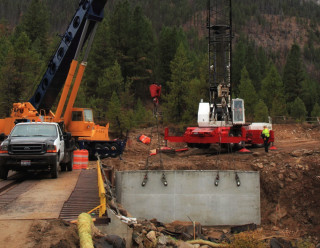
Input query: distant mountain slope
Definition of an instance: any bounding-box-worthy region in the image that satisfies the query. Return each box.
[1,0,320,63]
[2,0,320,35]
[0,0,77,33]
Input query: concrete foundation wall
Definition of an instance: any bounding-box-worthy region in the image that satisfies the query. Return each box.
[116,170,260,226]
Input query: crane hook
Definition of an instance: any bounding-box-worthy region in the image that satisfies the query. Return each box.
[214,172,219,186]
[161,173,168,186]
[235,172,241,187]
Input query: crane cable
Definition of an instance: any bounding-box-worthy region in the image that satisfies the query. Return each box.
[141,97,167,187]
[155,105,167,186]
[227,108,240,186]
[214,120,223,187]
[141,125,153,186]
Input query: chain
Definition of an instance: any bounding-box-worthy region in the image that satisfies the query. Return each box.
[141,102,167,186]
[155,106,167,186]
[141,125,154,186]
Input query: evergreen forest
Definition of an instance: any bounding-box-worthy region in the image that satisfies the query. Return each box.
[1,0,320,133]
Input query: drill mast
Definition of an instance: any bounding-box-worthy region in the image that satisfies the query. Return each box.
[207,0,232,124]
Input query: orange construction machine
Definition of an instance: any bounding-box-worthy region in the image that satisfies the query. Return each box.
[0,0,125,159]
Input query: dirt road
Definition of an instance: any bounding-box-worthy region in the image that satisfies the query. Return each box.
[0,170,80,247]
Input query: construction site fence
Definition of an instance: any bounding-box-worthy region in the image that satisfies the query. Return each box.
[272,116,320,125]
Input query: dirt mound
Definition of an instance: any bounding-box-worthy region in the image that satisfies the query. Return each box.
[273,123,320,141]
[257,150,320,238]
[28,219,79,248]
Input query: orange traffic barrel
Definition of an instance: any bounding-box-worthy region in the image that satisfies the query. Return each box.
[73,149,89,169]
[81,149,89,169]
[73,150,82,170]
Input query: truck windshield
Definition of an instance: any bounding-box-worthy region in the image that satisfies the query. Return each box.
[84,109,93,122]
[11,124,57,137]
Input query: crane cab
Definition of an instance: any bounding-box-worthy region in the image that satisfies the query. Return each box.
[66,108,109,141]
[232,99,245,125]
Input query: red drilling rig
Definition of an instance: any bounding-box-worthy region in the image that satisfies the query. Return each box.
[164,0,275,152]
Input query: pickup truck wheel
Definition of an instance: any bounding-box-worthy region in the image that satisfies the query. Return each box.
[0,166,8,180]
[67,154,73,171]
[51,155,59,179]
[60,163,67,172]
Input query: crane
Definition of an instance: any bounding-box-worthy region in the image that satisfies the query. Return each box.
[0,0,125,159]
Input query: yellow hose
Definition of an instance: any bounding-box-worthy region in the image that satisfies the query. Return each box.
[187,239,228,247]
[78,213,94,248]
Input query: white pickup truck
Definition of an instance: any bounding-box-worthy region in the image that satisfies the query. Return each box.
[0,122,75,179]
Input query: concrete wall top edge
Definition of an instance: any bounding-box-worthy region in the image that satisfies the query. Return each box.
[116,170,259,174]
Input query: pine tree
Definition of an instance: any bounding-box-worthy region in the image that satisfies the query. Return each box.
[198,54,210,102]
[0,21,11,70]
[107,91,123,132]
[98,61,124,100]
[163,43,192,123]
[270,95,287,118]
[259,63,284,111]
[256,47,268,86]
[17,0,49,57]
[157,26,179,88]
[0,32,40,116]
[127,6,155,99]
[290,97,307,122]
[301,78,318,116]
[134,98,153,127]
[238,66,258,120]
[0,45,16,116]
[182,78,206,124]
[119,78,134,110]
[106,91,136,135]
[283,44,305,103]
[109,0,132,83]
[232,36,246,96]
[311,102,320,118]
[88,61,124,121]
[245,41,260,91]
[254,99,269,122]
[85,18,115,99]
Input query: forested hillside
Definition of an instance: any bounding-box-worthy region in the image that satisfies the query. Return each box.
[1,0,320,132]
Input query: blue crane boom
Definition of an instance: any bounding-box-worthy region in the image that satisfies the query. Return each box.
[29,0,108,113]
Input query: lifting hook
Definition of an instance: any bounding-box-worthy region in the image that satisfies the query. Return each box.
[161,173,168,186]
[214,172,219,186]
[235,172,241,187]
[141,173,148,187]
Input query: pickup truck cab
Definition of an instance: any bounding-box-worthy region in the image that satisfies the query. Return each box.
[0,122,74,179]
